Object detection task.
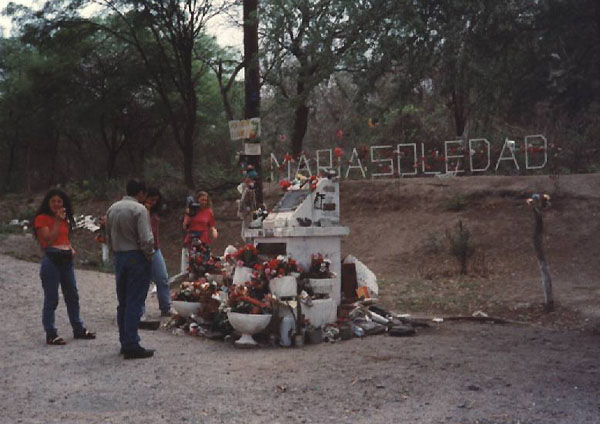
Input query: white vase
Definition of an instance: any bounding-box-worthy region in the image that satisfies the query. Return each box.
[171,301,203,318]
[232,266,254,285]
[269,275,297,298]
[227,311,272,346]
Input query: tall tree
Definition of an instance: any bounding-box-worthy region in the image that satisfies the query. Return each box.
[97,0,224,188]
[260,0,387,156]
[361,0,546,138]
[9,0,225,188]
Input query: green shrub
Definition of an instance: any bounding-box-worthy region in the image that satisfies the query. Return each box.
[446,220,475,274]
[443,194,467,212]
[422,232,443,255]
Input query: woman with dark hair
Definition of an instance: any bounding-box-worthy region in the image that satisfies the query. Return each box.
[33,189,95,345]
[144,187,172,316]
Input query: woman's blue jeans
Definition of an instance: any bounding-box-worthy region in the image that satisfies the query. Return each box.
[40,255,85,337]
[114,250,151,350]
[151,249,171,313]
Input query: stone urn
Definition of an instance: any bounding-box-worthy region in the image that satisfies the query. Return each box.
[227,311,272,346]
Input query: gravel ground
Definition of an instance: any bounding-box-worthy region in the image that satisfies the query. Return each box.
[1,252,599,424]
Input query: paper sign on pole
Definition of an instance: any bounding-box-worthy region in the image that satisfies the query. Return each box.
[229,118,261,140]
[244,142,261,155]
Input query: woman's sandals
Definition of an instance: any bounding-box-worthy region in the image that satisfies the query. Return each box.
[46,335,66,345]
[46,329,96,345]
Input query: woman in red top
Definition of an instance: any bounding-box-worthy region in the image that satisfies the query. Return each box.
[182,191,218,247]
[33,189,95,345]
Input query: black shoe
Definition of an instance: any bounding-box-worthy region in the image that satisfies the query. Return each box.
[123,347,155,360]
[138,320,160,330]
[74,329,96,340]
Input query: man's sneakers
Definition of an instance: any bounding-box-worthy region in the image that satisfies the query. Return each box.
[121,346,155,359]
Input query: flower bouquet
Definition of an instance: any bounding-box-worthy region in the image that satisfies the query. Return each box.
[228,284,273,315]
[279,174,320,192]
[307,253,333,278]
[172,280,220,319]
[227,244,261,285]
[227,284,274,345]
[264,255,302,279]
[227,244,260,268]
[262,255,302,298]
[188,240,224,281]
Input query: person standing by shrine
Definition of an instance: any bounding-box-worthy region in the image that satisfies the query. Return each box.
[182,190,218,247]
[144,187,173,317]
[34,189,96,345]
[106,179,155,359]
[181,190,218,272]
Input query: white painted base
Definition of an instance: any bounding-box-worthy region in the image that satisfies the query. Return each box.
[235,333,258,346]
[302,298,337,328]
[245,232,346,305]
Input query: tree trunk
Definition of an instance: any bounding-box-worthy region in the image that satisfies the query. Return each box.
[292,103,309,158]
[182,88,196,189]
[532,208,554,311]
[182,133,194,189]
[182,35,197,189]
[244,0,263,204]
[450,89,468,137]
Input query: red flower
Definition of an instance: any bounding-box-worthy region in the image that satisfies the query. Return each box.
[279,179,292,191]
[334,147,344,158]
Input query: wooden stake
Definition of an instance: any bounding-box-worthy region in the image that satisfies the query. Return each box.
[527,194,554,312]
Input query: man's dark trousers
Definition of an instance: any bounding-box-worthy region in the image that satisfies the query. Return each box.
[114,250,151,351]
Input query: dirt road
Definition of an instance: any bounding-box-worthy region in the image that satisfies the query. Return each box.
[1,252,598,424]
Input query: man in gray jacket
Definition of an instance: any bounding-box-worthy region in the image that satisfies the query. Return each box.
[106,179,155,359]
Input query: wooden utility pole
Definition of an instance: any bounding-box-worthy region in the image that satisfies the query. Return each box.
[243,0,263,204]
[527,193,554,312]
